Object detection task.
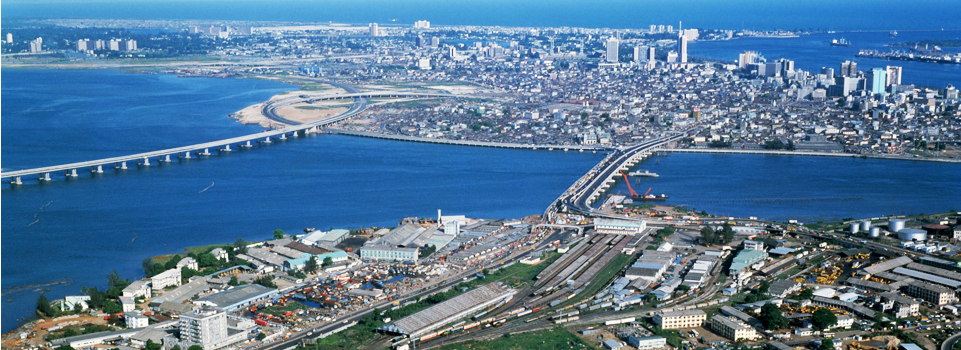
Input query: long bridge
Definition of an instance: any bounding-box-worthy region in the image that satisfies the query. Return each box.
[327,129,611,151]
[544,129,692,219]
[0,89,457,185]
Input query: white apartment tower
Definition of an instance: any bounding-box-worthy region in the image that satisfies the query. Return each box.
[606,37,619,63]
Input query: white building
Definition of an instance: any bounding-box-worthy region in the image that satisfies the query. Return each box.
[151,268,182,290]
[369,23,379,37]
[123,281,152,299]
[179,307,246,350]
[210,248,228,261]
[594,218,646,235]
[125,311,149,329]
[413,20,430,29]
[177,257,199,270]
[743,240,765,251]
[606,37,619,63]
[628,335,667,350]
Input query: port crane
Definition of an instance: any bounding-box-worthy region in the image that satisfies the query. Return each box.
[619,171,640,197]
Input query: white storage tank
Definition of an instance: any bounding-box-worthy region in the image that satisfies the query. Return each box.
[850,222,860,234]
[869,227,880,238]
[898,228,927,241]
[889,219,906,233]
[861,220,872,231]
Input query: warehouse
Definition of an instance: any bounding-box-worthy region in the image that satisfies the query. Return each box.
[594,218,646,235]
[863,256,913,275]
[891,267,961,288]
[193,284,278,311]
[378,283,515,338]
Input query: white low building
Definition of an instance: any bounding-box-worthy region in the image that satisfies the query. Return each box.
[594,218,646,235]
[151,268,182,291]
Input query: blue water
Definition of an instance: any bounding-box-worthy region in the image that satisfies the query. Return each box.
[613,153,961,222]
[2,0,960,31]
[690,30,961,89]
[0,69,604,332]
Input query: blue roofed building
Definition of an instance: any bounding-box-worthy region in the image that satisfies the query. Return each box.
[729,249,768,277]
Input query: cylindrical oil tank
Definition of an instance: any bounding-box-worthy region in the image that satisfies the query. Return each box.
[889,219,906,233]
[861,220,872,231]
[898,228,927,241]
[869,227,880,238]
[850,222,859,234]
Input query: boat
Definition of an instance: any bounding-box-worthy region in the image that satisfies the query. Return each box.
[628,170,659,178]
[890,30,898,37]
[830,38,851,47]
[631,194,669,202]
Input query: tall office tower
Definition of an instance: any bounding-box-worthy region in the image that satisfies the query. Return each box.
[885,66,902,86]
[5,33,12,43]
[431,37,440,48]
[180,307,228,350]
[125,39,137,51]
[840,60,857,77]
[76,39,89,51]
[606,37,619,63]
[108,39,121,51]
[634,46,648,63]
[657,25,665,33]
[821,67,835,78]
[447,46,456,58]
[666,25,673,33]
[868,68,888,95]
[648,47,656,62]
[780,58,794,72]
[738,51,759,69]
[368,23,379,37]
[29,38,42,53]
[677,34,688,63]
[650,25,657,33]
[94,40,105,50]
[416,36,426,47]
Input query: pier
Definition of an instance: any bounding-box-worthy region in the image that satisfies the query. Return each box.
[0,89,461,185]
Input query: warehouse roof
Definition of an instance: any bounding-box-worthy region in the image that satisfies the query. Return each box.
[194,284,278,310]
[863,256,913,274]
[380,283,514,336]
[893,267,961,288]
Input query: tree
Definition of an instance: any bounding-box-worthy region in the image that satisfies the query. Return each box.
[234,238,249,254]
[55,345,75,350]
[163,255,184,270]
[821,338,834,350]
[721,223,735,244]
[322,257,334,267]
[257,333,266,340]
[811,308,838,331]
[187,345,204,350]
[700,226,715,245]
[759,302,788,330]
[145,339,162,350]
[757,280,771,295]
[171,346,182,350]
[73,302,84,314]
[103,301,122,314]
[305,256,319,274]
[36,294,57,318]
[272,229,285,240]
[677,284,691,293]
[254,276,277,289]
[229,276,241,286]
[798,288,814,300]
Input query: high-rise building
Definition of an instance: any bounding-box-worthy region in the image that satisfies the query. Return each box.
[76,39,90,51]
[647,47,656,62]
[649,25,657,33]
[666,25,674,33]
[416,36,426,47]
[180,307,228,349]
[885,66,902,86]
[94,40,105,50]
[125,39,137,51]
[29,37,42,53]
[677,34,688,63]
[840,61,857,77]
[666,51,678,63]
[634,46,647,63]
[431,37,440,48]
[108,39,121,51]
[5,33,12,43]
[368,23,379,37]
[738,51,759,69]
[413,20,430,29]
[821,67,835,78]
[606,37,619,63]
[868,67,887,95]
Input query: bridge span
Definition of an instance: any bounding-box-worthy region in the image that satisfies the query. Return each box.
[0,89,458,185]
[544,129,693,220]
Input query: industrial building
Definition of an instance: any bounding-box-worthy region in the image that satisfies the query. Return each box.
[728,249,768,277]
[121,281,151,299]
[179,306,248,350]
[906,281,958,305]
[627,335,667,350]
[653,309,706,329]
[710,315,758,341]
[879,292,920,318]
[767,279,802,298]
[284,251,349,270]
[193,284,279,311]
[593,218,646,235]
[360,245,419,263]
[378,283,515,338]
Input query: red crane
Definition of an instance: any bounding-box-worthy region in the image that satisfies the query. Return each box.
[619,171,640,197]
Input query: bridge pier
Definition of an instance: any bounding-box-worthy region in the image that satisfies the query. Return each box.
[264,136,272,144]
[163,154,172,162]
[91,165,103,173]
[40,172,51,181]
[201,148,211,155]
[184,151,192,159]
[279,133,287,140]
[11,176,22,185]
[292,131,299,137]
[116,161,128,170]
[244,140,252,148]
[221,144,232,152]
[67,169,79,177]
[141,157,151,166]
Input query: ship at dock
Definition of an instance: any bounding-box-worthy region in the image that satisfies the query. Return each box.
[831,38,851,47]
[628,170,659,178]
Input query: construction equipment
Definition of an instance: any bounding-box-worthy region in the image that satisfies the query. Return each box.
[619,171,640,198]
